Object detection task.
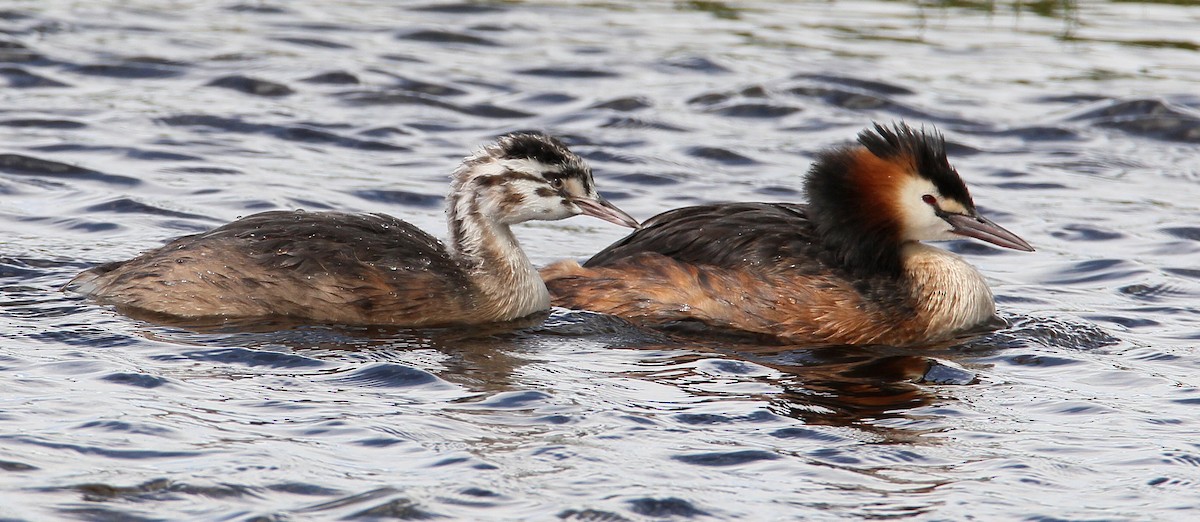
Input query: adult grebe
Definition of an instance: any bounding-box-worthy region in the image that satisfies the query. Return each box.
[542,123,1033,346]
[68,132,639,326]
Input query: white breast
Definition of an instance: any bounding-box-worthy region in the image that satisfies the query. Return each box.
[902,243,998,337]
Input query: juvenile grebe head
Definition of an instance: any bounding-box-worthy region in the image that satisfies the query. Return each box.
[451,132,639,228]
[805,122,1033,273]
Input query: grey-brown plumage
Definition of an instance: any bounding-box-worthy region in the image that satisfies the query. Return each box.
[68,133,639,327]
[543,123,1033,346]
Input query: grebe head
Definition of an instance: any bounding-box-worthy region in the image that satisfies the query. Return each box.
[452,132,639,228]
[805,122,1033,272]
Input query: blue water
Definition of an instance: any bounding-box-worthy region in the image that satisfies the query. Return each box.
[3,1,1200,520]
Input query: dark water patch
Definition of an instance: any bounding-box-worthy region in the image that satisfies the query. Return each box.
[788,85,974,125]
[67,219,118,232]
[1036,93,1109,104]
[352,189,443,208]
[0,260,39,279]
[578,149,643,165]
[67,62,185,79]
[348,497,440,520]
[0,39,47,63]
[355,437,405,448]
[158,115,408,151]
[327,363,440,388]
[521,92,577,105]
[755,185,801,197]
[151,347,327,368]
[28,143,202,161]
[534,309,660,340]
[299,487,403,514]
[1118,283,1190,301]
[672,413,735,426]
[83,198,208,219]
[705,359,767,375]
[1162,227,1200,241]
[627,497,708,518]
[1038,258,1147,285]
[272,36,352,49]
[807,447,860,465]
[1051,224,1124,241]
[591,97,651,111]
[63,478,256,502]
[712,103,801,118]
[1069,98,1200,143]
[400,29,497,46]
[61,507,164,522]
[268,482,342,496]
[301,71,360,84]
[8,436,199,459]
[207,75,294,97]
[687,91,733,106]
[1161,451,1200,468]
[596,111,683,129]
[101,372,171,389]
[1084,314,1160,329]
[372,73,469,97]
[28,326,140,348]
[466,390,552,409]
[77,420,173,436]
[126,149,202,161]
[672,449,779,467]
[460,487,498,498]
[971,125,1082,141]
[0,118,84,129]
[0,66,68,87]
[797,73,915,96]
[980,315,1120,352]
[517,67,619,79]
[1004,353,1081,367]
[0,459,37,471]
[559,508,632,521]
[410,3,508,14]
[340,91,534,119]
[1164,267,1200,280]
[360,126,411,138]
[685,146,757,165]
[673,410,776,425]
[225,3,290,14]
[770,427,847,442]
[661,55,729,73]
[612,173,678,186]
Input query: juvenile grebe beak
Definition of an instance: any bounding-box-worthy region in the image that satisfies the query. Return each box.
[943,212,1034,252]
[571,196,640,229]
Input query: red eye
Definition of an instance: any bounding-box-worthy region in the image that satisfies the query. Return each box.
[922,194,937,206]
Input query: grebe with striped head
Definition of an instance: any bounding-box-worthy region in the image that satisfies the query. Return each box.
[68,133,639,326]
[542,123,1033,346]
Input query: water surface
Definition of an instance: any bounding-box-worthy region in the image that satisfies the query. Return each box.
[2,1,1200,520]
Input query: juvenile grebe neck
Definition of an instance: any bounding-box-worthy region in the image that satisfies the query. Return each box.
[443,135,634,321]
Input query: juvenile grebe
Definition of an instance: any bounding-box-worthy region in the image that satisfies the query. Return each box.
[68,133,639,326]
[542,123,1034,346]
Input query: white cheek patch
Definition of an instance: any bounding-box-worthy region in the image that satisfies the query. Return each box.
[896,177,958,242]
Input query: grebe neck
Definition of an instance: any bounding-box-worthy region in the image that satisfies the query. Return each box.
[901,242,997,338]
[446,187,550,322]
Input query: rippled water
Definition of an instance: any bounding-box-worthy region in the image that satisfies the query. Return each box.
[3,0,1200,520]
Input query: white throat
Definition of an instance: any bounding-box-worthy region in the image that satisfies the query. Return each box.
[902,243,997,337]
